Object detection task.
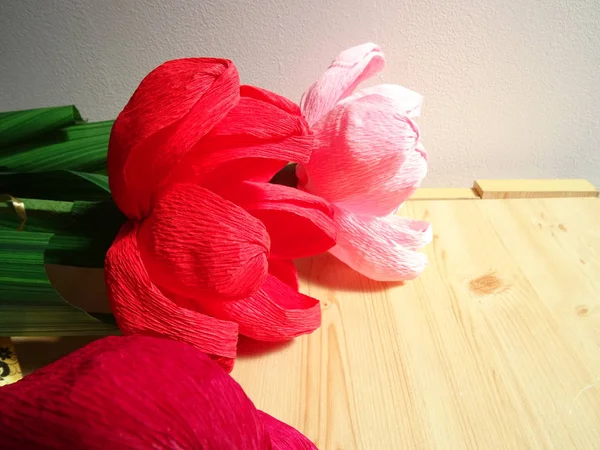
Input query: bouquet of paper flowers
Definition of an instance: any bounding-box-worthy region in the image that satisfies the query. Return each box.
[0,43,430,448]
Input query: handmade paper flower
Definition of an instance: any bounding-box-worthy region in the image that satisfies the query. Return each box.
[106,58,336,370]
[0,335,317,449]
[297,43,431,281]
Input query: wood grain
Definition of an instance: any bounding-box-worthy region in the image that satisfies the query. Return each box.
[474,179,599,199]
[232,197,600,449]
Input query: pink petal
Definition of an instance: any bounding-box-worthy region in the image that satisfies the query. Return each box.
[105,223,239,367]
[330,205,432,281]
[202,274,321,341]
[137,182,270,300]
[268,258,299,290]
[346,83,423,118]
[300,43,385,126]
[259,411,317,449]
[219,181,336,259]
[108,58,240,219]
[168,91,312,193]
[297,92,427,217]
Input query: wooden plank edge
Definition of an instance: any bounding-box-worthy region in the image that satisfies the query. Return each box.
[409,187,481,201]
[473,179,599,199]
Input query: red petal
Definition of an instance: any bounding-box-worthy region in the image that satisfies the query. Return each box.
[108,58,240,219]
[219,181,336,259]
[167,95,312,192]
[268,258,299,290]
[240,84,302,116]
[137,182,270,300]
[0,336,276,448]
[259,411,318,449]
[252,207,335,259]
[105,223,239,366]
[204,96,307,143]
[202,274,321,341]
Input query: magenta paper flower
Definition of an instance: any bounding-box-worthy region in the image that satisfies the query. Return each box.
[296,43,432,281]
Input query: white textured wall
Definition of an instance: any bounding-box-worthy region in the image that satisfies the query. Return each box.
[1,0,599,187]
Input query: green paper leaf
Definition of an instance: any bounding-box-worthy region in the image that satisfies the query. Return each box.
[0,132,110,173]
[0,106,83,149]
[0,198,73,233]
[0,110,111,173]
[0,107,120,335]
[46,200,126,268]
[0,197,126,267]
[0,229,118,335]
[51,120,113,141]
[0,170,111,201]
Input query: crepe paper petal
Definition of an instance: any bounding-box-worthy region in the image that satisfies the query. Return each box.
[137,182,270,300]
[0,335,316,449]
[297,93,426,217]
[221,180,333,215]
[204,97,308,144]
[105,223,239,367]
[221,181,336,259]
[108,58,240,219]
[329,206,432,281]
[346,83,423,118]
[169,95,312,191]
[240,84,302,116]
[202,274,321,341]
[201,157,294,194]
[219,181,335,259]
[300,42,385,126]
[252,208,335,259]
[268,258,299,290]
[331,145,427,217]
[258,411,317,449]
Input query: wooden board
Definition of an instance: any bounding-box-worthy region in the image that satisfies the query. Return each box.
[410,187,480,200]
[474,179,599,199]
[232,196,600,449]
[8,193,600,448]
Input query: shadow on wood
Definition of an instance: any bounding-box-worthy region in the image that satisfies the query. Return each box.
[295,253,403,293]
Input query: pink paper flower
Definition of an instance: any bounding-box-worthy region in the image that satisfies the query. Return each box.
[297,43,432,281]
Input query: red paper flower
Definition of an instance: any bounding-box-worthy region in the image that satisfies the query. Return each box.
[0,335,317,449]
[106,58,336,370]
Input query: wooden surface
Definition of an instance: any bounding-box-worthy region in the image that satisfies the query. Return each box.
[7,182,600,448]
[474,179,599,199]
[409,187,480,200]
[232,196,600,449]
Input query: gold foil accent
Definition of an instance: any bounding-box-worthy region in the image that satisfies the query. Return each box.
[0,194,27,231]
[0,338,23,385]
